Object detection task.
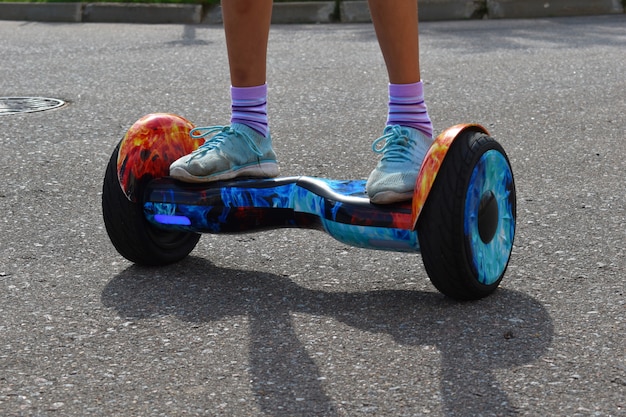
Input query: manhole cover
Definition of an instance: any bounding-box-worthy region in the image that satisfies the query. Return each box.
[0,97,66,115]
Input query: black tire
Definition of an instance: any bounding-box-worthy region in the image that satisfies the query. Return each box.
[102,142,200,265]
[417,131,516,300]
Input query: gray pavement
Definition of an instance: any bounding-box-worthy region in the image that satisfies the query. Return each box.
[1,15,625,416]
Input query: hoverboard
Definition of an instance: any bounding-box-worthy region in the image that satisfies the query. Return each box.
[102,113,516,300]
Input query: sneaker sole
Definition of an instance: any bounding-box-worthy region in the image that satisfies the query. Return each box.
[170,162,279,183]
[369,190,413,205]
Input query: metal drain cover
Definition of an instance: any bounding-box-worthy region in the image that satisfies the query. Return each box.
[0,97,66,115]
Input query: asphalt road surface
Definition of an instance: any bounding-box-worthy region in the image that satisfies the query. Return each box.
[1,15,624,416]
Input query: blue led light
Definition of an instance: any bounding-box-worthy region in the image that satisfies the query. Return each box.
[154,214,192,226]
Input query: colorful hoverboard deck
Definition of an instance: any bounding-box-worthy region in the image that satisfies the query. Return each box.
[107,113,516,300]
[144,176,419,252]
[116,113,487,235]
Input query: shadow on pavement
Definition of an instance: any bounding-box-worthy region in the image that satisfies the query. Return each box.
[102,256,553,416]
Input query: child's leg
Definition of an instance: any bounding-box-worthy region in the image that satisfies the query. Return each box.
[224,1,272,136]
[222,0,272,87]
[366,0,434,204]
[368,0,421,84]
[169,0,278,183]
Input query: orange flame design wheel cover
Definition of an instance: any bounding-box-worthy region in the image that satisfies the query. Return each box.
[411,124,489,229]
[117,113,201,202]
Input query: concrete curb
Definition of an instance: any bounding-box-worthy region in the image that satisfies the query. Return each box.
[0,2,203,23]
[83,3,202,24]
[337,0,625,21]
[340,1,370,23]
[271,1,336,24]
[0,0,623,24]
[0,2,82,22]
[419,0,480,20]
[487,0,624,19]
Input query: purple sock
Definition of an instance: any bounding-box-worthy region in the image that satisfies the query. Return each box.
[387,81,433,138]
[230,84,269,137]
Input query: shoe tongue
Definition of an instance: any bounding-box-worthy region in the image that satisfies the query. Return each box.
[391,135,409,146]
[382,136,412,162]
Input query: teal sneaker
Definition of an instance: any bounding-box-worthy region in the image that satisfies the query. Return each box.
[169,123,279,183]
[366,125,434,204]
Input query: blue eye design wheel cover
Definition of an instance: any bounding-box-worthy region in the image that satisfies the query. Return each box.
[463,150,515,285]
